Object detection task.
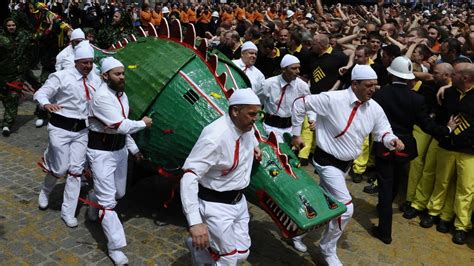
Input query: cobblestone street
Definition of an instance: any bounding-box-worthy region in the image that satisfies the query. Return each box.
[0,98,472,265]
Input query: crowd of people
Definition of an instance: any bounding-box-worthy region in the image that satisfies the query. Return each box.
[0,0,473,265]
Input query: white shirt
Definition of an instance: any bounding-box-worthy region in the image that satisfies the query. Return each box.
[55,44,75,71]
[292,87,398,161]
[232,58,265,95]
[34,67,101,120]
[260,75,312,118]
[88,83,146,155]
[180,115,259,226]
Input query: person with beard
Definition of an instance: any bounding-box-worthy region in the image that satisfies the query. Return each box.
[291,65,404,265]
[0,18,33,136]
[86,57,152,264]
[181,89,261,266]
[34,44,101,228]
[232,41,265,95]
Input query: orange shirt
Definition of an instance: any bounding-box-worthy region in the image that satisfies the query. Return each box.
[234,7,245,21]
[245,11,255,23]
[198,11,211,24]
[152,11,162,26]
[187,9,197,23]
[180,10,189,23]
[140,10,152,26]
[267,10,277,20]
[254,11,264,23]
[221,11,234,24]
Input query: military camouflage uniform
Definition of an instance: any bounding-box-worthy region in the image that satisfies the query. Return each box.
[0,28,33,129]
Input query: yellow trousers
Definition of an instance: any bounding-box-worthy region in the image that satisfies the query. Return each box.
[411,139,439,210]
[407,126,433,202]
[427,147,474,231]
[352,136,374,174]
[299,116,315,159]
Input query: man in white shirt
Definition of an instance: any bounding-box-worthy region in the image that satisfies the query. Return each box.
[259,54,312,143]
[86,57,152,265]
[55,28,85,72]
[232,41,265,95]
[291,65,405,266]
[181,89,262,266]
[35,28,86,129]
[35,44,101,228]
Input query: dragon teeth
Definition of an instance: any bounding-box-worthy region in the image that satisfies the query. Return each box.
[291,222,298,232]
[280,214,286,222]
[286,222,292,231]
[276,210,282,217]
[283,216,290,226]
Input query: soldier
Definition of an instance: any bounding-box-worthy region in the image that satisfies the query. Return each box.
[0,18,33,136]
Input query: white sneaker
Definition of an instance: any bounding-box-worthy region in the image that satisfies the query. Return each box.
[292,236,308,253]
[324,254,343,266]
[35,119,44,128]
[61,215,78,228]
[38,189,49,210]
[109,249,129,265]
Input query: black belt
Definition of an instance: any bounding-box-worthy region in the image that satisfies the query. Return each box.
[264,113,292,128]
[49,113,87,132]
[198,184,244,205]
[313,146,353,173]
[88,131,126,151]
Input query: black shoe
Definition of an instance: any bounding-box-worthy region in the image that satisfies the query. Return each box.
[299,158,308,166]
[371,226,392,244]
[399,201,411,212]
[403,206,420,219]
[420,214,438,228]
[452,230,467,245]
[2,127,10,137]
[436,220,450,233]
[348,169,363,183]
[363,182,378,194]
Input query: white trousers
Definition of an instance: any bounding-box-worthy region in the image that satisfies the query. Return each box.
[262,123,291,143]
[314,162,354,258]
[87,147,128,250]
[41,123,88,218]
[189,196,251,266]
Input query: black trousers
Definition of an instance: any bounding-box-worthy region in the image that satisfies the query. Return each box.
[375,157,408,239]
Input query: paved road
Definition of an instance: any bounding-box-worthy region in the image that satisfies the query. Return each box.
[0,98,472,265]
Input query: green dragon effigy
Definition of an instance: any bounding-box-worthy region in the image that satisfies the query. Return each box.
[92,18,347,239]
[31,0,346,238]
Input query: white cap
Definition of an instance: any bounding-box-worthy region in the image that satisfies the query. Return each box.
[162,6,169,13]
[101,57,124,74]
[280,54,300,68]
[441,10,447,15]
[287,10,294,19]
[74,40,94,61]
[71,28,85,41]
[351,64,377,80]
[241,41,258,52]
[229,89,261,106]
[305,13,313,20]
[212,11,219,18]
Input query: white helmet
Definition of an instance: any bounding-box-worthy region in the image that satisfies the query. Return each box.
[162,6,169,14]
[287,10,295,19]
[211,11,219,18]
[387,56,415,80]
